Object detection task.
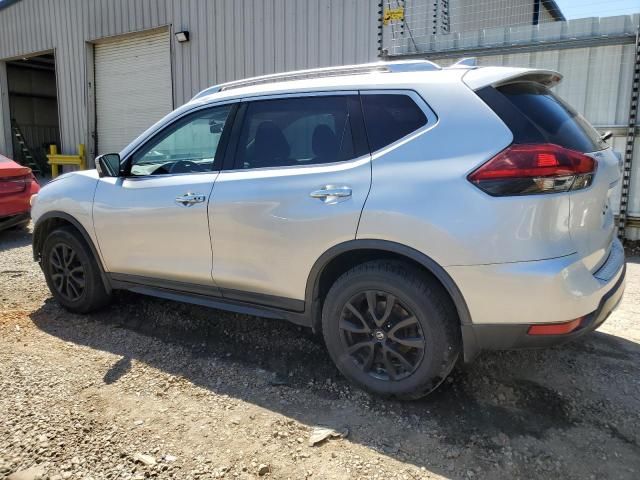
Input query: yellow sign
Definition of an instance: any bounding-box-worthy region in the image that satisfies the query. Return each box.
[383,7,405,25]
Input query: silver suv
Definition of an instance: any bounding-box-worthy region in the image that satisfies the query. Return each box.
[31,60,626,399]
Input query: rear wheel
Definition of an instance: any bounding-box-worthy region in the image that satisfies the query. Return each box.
[321,260,460,399]
[42,226,111,313]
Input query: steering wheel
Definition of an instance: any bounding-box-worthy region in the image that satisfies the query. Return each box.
[168,160,206,174]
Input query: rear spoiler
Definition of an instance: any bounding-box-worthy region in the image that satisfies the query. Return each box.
[462,67,562,91]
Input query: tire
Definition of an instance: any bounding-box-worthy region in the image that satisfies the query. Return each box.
[321,260,460,399]
[42,226,112,313]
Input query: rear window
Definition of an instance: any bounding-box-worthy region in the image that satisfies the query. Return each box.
[361,94,427,152]
[477,82,606,153]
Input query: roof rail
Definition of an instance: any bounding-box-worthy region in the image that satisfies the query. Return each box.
[191,60,441,100]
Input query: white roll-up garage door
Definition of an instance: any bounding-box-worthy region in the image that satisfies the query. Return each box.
[95,29,172,155]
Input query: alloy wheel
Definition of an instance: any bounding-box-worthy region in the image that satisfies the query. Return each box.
[339,290,425,381]
[49,242,85,302]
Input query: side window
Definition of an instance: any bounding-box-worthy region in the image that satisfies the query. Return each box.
[361,94,427,152]
[235,95,362,169]
[130,104,233,176]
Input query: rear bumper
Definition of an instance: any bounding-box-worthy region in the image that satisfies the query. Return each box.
[0,212,30,231]
[461,262,625,358]
[454,238,626,361]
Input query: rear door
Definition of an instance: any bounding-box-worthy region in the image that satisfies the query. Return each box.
[477,82,620,271]
[208,92,371,306]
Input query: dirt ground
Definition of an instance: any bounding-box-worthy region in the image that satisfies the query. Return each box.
[1,225,639,480]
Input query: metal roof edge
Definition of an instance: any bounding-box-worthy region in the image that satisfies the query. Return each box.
[542,0,567,22]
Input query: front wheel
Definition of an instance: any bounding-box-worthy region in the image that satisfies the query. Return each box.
[42,226,112,313]
[321,260,460,399]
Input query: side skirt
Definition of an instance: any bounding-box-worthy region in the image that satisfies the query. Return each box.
[108,274,311,328]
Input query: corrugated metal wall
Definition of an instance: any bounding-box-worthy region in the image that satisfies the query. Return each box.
[431,45,640,238]
[385,10,640,238]
[0,0,378,157]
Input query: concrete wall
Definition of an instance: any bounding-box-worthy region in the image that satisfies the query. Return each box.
[0,0,378,157]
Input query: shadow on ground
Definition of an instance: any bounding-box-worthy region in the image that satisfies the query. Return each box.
[0,226,31,252]
[30,287,640,478]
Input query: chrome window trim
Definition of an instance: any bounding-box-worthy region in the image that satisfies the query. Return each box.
[220,152,371,175]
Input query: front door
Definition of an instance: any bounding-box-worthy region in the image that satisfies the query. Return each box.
[93,104,234,286]
[209,93,372,306]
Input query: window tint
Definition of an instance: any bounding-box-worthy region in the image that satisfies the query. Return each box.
[478,83,606,153]
[361,94,427,152]
[130,105,232,175]
[235,96,361,169]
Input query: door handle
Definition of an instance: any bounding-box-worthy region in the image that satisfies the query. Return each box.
[310,186,352,203]
[175,193,206,207]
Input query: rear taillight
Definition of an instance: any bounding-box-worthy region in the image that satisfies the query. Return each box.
[0,175,28,195]
[468,144,597,196]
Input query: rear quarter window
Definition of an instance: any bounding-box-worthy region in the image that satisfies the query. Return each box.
[476,82,606,153]
[361,94,428,152]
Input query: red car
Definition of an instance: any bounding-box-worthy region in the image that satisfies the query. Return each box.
[0,154,40,231]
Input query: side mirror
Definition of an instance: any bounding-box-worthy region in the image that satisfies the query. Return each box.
[95,153,121,177]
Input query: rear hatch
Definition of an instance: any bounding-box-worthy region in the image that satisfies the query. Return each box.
[467,71,620,272]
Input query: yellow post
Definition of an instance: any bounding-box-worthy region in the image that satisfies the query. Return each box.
[78,143,86,170]
[46,144,86,178]
[48,145,59,178]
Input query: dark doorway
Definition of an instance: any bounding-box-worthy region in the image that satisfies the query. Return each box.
[6,52,60,176]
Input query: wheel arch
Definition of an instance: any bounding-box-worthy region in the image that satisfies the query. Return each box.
[33,211,112,293]
[305,240,477,359]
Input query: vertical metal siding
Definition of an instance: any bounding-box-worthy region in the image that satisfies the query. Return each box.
[431,41,640,232]
[437,44,637,132]
[0,0,377,156]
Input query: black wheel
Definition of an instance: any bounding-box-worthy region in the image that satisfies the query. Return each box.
[42,226,111,313]
[322,260,460,399]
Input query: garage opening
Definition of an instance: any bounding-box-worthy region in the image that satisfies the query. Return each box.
[94,29,172,155]
[6,53,60,176]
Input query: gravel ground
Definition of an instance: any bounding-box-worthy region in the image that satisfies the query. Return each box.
[1,225,639,480]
